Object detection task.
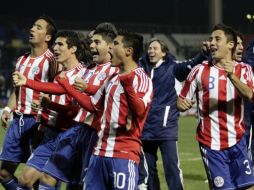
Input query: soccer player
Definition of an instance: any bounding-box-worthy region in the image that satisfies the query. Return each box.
[37,23,119,190]
[56,30,153,190]
[177,24,254,190]
[0,15,58,190]
[138,38,209,190]
[242,33,254,161]
[12,30,87,189]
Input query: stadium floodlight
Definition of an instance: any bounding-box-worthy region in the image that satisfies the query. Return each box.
[246,13,254,21]
[246,14,252,20]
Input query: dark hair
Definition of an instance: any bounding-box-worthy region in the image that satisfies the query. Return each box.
[55,31,88,62]
[147,38,169,59]
[93,22,117,43]
[118,29,143,62]
[78,32,93,64]
[37,15,57,47]
[212,24,237,56]
[235,30,244,42]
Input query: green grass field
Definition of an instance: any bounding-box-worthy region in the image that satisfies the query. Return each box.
[158,116,209,190]
[0,116,209,190]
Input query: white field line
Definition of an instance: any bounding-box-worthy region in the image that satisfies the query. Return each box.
[157,152,201,164]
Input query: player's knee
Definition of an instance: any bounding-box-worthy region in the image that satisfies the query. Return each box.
[18,168,41,188]
[18,174,34,187]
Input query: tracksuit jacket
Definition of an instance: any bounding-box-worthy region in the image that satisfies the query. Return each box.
[139,52,208,141]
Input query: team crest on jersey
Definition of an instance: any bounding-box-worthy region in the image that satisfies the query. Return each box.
[97,72,107,81]
[214,176,224,187]
[32,66,40,75]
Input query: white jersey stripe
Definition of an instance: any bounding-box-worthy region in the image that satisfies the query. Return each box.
[227,78,237,147]
[180,61,254,150]
[92,67,153,163]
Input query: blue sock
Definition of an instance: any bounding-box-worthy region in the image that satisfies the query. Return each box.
[1,177,18,190]
[38,182,56,190]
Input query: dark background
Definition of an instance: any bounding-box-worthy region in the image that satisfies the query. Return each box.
[0,0,253,107]
[0,0,254,33]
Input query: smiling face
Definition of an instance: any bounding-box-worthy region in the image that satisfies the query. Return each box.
[53,37,76,69]
[147,41,166,65]
[209,29,234,61]
[233,36,244,62]
[29,19,51,46]
[90,34,111,64]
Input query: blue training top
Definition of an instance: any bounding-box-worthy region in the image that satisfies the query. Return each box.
[139,51,207,140]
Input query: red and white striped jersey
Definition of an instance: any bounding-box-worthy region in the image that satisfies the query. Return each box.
[15,49,57,116]
[179,60,254,150]
[40,63,84,129]
[91,67,153,164]
[74,62,118,129]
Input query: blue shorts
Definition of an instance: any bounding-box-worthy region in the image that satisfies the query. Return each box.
[26,127,64,171]
[0,114,37,163]
[42,123,96,184]
[200,137,254,190]
[81,127,97,182]
[84,155,138,190]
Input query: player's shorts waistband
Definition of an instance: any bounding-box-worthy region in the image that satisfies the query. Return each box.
[13,112,36,119]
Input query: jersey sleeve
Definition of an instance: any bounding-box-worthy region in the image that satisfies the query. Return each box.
[241,63,254,90]
[179,65,200,100]
[119,70,153,117]
[26,79,66,95]
[85,84,100,95]
[173,52,208,82]
[56,77,95,112]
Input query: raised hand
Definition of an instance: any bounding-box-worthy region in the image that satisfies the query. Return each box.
[222,59,234,77]
[177,97,195,112]
[202,41,211,55]
[12,71,27,87]
[73,76,88,92]
[1,110,10,129]
[31,100,40,112]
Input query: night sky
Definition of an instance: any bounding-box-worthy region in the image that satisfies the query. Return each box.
[0,0,253,33]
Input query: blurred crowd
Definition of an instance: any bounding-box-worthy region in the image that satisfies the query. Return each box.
[0,21,29,107]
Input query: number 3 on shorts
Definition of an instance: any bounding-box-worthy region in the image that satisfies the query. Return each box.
[243,159,252,175]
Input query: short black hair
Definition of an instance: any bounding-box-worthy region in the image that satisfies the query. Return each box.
[37,15,57,47]
[212,24,237,56]
[118,29,143,62]
[55,31,90,62]
[235,30,244,42]
[93,22,117,43]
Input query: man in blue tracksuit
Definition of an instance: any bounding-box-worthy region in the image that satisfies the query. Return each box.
[138,38,208,190]
[243,36,254,160]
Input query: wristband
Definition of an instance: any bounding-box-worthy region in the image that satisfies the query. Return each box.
[3,106,12,113]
